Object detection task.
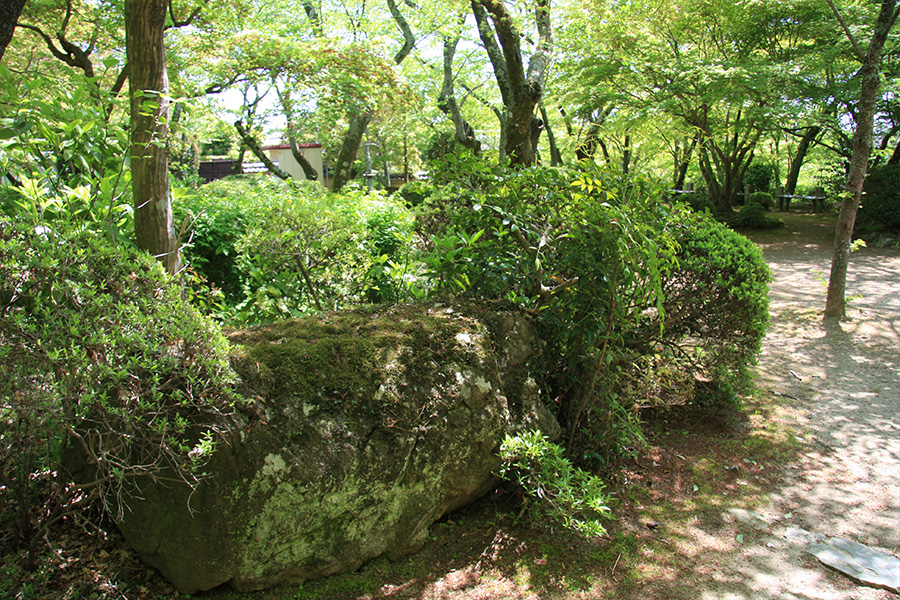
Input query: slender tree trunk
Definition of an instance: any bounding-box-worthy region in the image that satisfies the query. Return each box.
[784,126,820,196]
[438,31,481,154]
[540,105,562,166]
[288,133,319,181]
[474,0,552,166]
[125,0,179,274]
[0,0,27,61]
[674,135,697,190]
[234,120,291,180]
[331,111,371,192]
[824,0,899,317]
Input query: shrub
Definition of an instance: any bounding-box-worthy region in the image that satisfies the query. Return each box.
[415,161,769,463]
[678,191,715,214]
[396,180,435,207]
[421,130,457,163]
[178,176,416,324]
[747,191,774,210]
[0,217,238,564]
[857,163,900,233]
[176,180,251,301]
[0,69,133,240]
[732,201,783,229]
[661,209,771,391]
[744,162,777,193]
[500,431,611,536]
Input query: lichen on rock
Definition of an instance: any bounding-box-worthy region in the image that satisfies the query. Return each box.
[114,302,559,593]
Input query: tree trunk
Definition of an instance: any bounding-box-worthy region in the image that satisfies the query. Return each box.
[125,0,179,275]
[288,132,319,181]
[474,0,552,167]
[0,0,27,61]
[234,120,291,180]
[673,135,697,190]
[540,105,562,166]
[438,32,481,154]
[784,126,820,196]
[329,0,414,192]
[331,111,371,192]
[824,0,899,317]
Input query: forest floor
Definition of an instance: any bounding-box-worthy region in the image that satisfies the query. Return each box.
[4,212,898,599]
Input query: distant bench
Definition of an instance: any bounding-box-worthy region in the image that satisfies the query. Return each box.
[776,194,827,212]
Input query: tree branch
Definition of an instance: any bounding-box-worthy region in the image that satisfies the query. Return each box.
[168,0,210,28]
[387,0,415,64]
[234,120,292,180]
[471,0,510,106]
[825,0,866,61]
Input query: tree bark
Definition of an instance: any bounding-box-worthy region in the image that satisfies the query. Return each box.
[540,105,562,166]
[330,111,372,191]
[673,135,698,190]
[1,0,28,61]
[438,32,481,154]
[288,132,320,181]
[824,0,899,317]
[784,126,820,196]
[125,0,179,275]
[386,0,415,64]
[234,120,291,180]
[473,0,552,166]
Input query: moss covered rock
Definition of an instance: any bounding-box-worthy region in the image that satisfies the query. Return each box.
[115,302,558,593]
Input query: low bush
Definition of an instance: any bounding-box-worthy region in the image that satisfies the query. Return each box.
[857,163,900,233]
[0,217,238,565]
[732,201,783,229]
[661,209,771,390]
[396,180,435,207]
[747,191,774,210]
[500,431,611,536]
[177,176,416,325]
[744,162,777,194]
[678,191,715,214]
[414,158,771,465]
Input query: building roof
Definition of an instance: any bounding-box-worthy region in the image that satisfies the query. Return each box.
[263,143,323,150]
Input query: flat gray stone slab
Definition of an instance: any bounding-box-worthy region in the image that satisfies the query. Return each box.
[806,537,900,593]
[727,508,778,531]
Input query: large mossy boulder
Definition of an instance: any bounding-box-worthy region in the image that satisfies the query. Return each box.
[116,302,559,593]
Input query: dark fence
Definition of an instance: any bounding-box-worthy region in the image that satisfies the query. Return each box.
[198,160,272,183]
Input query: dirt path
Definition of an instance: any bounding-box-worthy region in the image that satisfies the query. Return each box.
[703,215,900,599]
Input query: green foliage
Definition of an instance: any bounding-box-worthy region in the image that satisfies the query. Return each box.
[422,130,458,164]
[857,163,900,233]
[732,200,783,230]
[678,192,715,214]
[744,163,777,193]
[500,431,611,537]
[0,216,238,557]
[747,191,774,210]
[178,176,416,325]
[396,180,435,207]
[662,210,771,391]
[0,67,133,239]
[416,158,770,463]
[176,178,252,301]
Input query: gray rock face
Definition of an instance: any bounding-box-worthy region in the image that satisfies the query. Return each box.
[115,303,559,593]
[807,537,900,593]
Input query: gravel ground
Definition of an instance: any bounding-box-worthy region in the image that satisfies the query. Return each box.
[699,215,900,599]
